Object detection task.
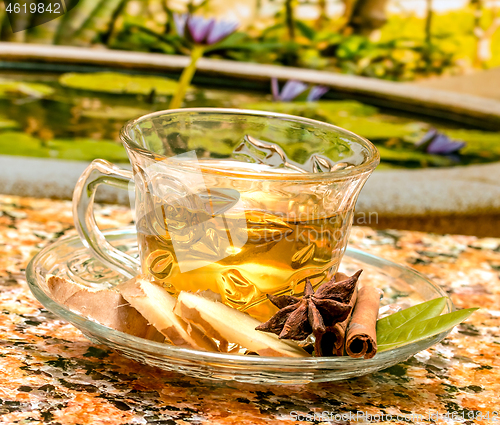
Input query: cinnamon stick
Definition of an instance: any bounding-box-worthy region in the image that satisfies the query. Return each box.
[345,286,382,359]
[332,287,358,355]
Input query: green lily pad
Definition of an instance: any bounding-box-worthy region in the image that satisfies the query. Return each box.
[242,101,320,118]
[443,129,500,158]
[186,130,238,157]
[0,80,54,98]
[0,132,47,157]
[47,138,129,162]
[0,132,128,163]
[374,162,404,170]
[244,100,377,119]
[0,117,20,130]
[376,145,456,167]
[330,116,421,140]
[80,105,152,120]
[316,100,378,117]
[59,72,180,95]
[244,101,418,141]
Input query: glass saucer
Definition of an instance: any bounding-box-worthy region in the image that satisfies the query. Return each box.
[26,227,453,385]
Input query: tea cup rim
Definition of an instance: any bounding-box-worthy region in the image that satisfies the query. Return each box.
[120,108,380,181]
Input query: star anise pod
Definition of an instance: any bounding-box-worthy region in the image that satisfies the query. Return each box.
[255,270,362,341]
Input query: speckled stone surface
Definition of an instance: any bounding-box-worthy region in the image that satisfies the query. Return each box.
[1,194,499,424]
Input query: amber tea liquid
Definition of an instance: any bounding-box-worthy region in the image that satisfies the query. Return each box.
[136,161,352,321]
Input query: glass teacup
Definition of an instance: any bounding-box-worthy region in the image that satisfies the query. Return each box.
[73,108,379,320]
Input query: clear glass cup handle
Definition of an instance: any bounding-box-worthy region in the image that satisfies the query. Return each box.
[72,159,140,278]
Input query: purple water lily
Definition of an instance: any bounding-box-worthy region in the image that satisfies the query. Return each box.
[417,129,466,155]
[271,78,329,102]
[307,85,329,101]
[169,13,238,109]
[173,13,238,45]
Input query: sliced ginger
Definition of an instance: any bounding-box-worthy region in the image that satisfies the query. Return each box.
[47,276,164,342]
[174,291,310,357]
[49,275,309,357]
[116,277,218,352]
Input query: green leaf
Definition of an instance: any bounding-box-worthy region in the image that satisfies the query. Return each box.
[59,72,180,95]
[0,80,54,98]
[295,20,316,41]
[204,32,273,52]
[208,39,285,53]
[376,297,447,337]
[377,308,478,352]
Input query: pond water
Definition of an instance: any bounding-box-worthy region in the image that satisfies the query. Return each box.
[0,70,498,169]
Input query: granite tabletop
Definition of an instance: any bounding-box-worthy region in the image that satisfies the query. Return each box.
[1,193,499,425]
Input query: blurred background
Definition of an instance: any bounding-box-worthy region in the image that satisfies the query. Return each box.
[0,0,499,236]
[2,0,500,74]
